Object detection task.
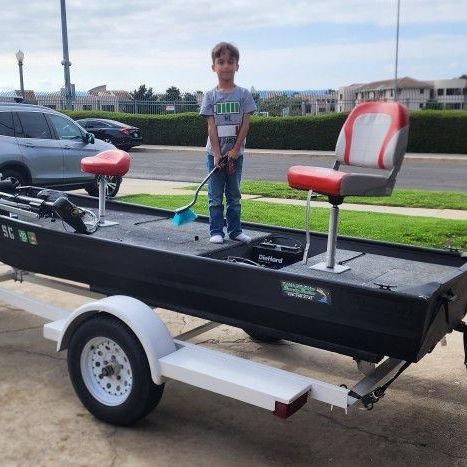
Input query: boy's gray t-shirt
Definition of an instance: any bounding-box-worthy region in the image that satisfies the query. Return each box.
[199,86,257,156]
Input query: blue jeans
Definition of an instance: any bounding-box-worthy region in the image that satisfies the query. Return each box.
[206,153,243,238]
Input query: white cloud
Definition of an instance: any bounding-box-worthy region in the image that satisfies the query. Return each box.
[0,0,466,91]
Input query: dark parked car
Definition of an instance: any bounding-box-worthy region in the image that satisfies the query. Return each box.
[76,118,142,151]
[0,103,122,197]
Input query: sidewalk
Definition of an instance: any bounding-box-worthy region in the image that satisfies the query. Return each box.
[116,178,467,221]
[138,145,467,161]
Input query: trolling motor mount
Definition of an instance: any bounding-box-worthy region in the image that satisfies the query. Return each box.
[0,188,89,234]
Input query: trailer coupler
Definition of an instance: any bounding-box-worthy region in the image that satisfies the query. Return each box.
[348,361,411,410]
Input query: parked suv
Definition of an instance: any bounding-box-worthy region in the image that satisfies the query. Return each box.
[0,103,123,197]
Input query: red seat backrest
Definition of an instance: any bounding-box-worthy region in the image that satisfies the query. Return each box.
[335,102,409,170]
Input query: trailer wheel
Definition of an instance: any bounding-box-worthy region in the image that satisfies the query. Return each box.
[67,314,164,426]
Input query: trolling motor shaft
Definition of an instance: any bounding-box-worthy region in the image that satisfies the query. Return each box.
[0,190,88,234]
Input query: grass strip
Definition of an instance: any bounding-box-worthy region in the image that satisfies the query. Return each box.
[119,194,467,250]
[186,181,467,210]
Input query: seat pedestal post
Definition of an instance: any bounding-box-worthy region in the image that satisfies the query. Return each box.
[302,190,313,265]
[311,202,349,274]
[97,176,118,227]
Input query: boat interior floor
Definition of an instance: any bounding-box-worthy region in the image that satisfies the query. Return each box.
[18,203,463,292]
[30,208,271,256]
[282,250,459,292]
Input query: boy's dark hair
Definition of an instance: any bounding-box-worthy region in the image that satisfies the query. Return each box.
[211,42,240,63]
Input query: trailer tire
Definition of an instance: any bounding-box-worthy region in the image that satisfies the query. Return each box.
[67,314,164,426]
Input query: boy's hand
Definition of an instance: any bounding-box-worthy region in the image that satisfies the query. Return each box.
[213,155,222,167]
[226,148,239,160]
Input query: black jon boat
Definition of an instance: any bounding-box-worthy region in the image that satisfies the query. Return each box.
[0,184,465,365]
[1,102,466,369]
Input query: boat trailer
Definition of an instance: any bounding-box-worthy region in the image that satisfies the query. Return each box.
[0,267,427,425]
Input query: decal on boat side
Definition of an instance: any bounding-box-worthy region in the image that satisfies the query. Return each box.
[281,281,331,304]
[1,225,38,246]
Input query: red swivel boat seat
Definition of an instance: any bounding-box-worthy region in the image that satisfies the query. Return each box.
[288,101,409,272]
[81,149,130,177]
[81,149,131,227]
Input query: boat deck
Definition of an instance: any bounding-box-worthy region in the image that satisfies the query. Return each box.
[282,249,460,292]
[32,206,271,256]
[24,201,462,294]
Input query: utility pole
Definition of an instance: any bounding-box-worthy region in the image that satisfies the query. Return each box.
[60,0,73,109]
[393,0,401,102]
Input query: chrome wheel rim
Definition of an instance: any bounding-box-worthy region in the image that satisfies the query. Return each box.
[80,336,133,406]
[103,176,118,196]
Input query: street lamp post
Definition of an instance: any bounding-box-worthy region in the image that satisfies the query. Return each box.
[15,50,25,100]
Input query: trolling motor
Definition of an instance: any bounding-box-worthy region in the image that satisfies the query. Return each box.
[0,186,91,234]
[52,196,89,234]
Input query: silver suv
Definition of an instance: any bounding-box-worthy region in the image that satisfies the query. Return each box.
[0,103,122,197]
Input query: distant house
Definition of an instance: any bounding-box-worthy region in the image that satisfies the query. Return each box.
[33,85,133,112]
[429,79,467,110]
[354,77,432,111]
[0,90,37,104]
[338,77,467,111]
[337,84,363,112]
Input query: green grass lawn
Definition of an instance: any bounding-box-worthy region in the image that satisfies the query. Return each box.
[190,181,467,210]
[119,194,467,250]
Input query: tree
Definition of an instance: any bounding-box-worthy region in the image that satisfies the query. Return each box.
[130,84,155,101]
[250,86,260,106]
[129,84,157,114]
[181,92,199,112]
[251,91,260,106]
[163,86,182,102]
[459,74,467,79]
[183,92,198,104]
[259,94,300,116]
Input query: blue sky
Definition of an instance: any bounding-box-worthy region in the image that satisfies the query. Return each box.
[0,0,466,93]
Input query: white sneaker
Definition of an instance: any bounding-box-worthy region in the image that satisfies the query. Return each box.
[209,234,224,244]
[232,232,251,244]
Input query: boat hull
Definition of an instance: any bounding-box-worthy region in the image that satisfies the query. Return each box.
[0,194,466,363]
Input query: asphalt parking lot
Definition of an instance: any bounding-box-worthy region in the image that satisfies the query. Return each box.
[0,267,466,466]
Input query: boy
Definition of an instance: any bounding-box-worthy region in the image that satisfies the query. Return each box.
[199,42,257,244]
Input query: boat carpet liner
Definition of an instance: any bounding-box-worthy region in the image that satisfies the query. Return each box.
[281,248,460,291]
[29,208,270,257]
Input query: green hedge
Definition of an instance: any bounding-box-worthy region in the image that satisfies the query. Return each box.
[407,111,467,153]
[63,109,467,154]
[63,110,208,146]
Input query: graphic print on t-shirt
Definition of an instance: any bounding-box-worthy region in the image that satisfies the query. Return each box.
[215,101,240,114]
[215,101,241,140]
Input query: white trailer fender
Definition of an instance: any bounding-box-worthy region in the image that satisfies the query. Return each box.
[56,295,176,385]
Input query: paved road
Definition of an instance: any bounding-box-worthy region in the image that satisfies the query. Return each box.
[127,148,467,192]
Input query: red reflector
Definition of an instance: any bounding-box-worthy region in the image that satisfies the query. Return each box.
[273,392,308,418]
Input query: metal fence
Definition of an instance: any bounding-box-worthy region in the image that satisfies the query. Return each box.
[1,88,466,116]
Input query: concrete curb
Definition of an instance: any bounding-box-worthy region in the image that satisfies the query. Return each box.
[136,145,467,161]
